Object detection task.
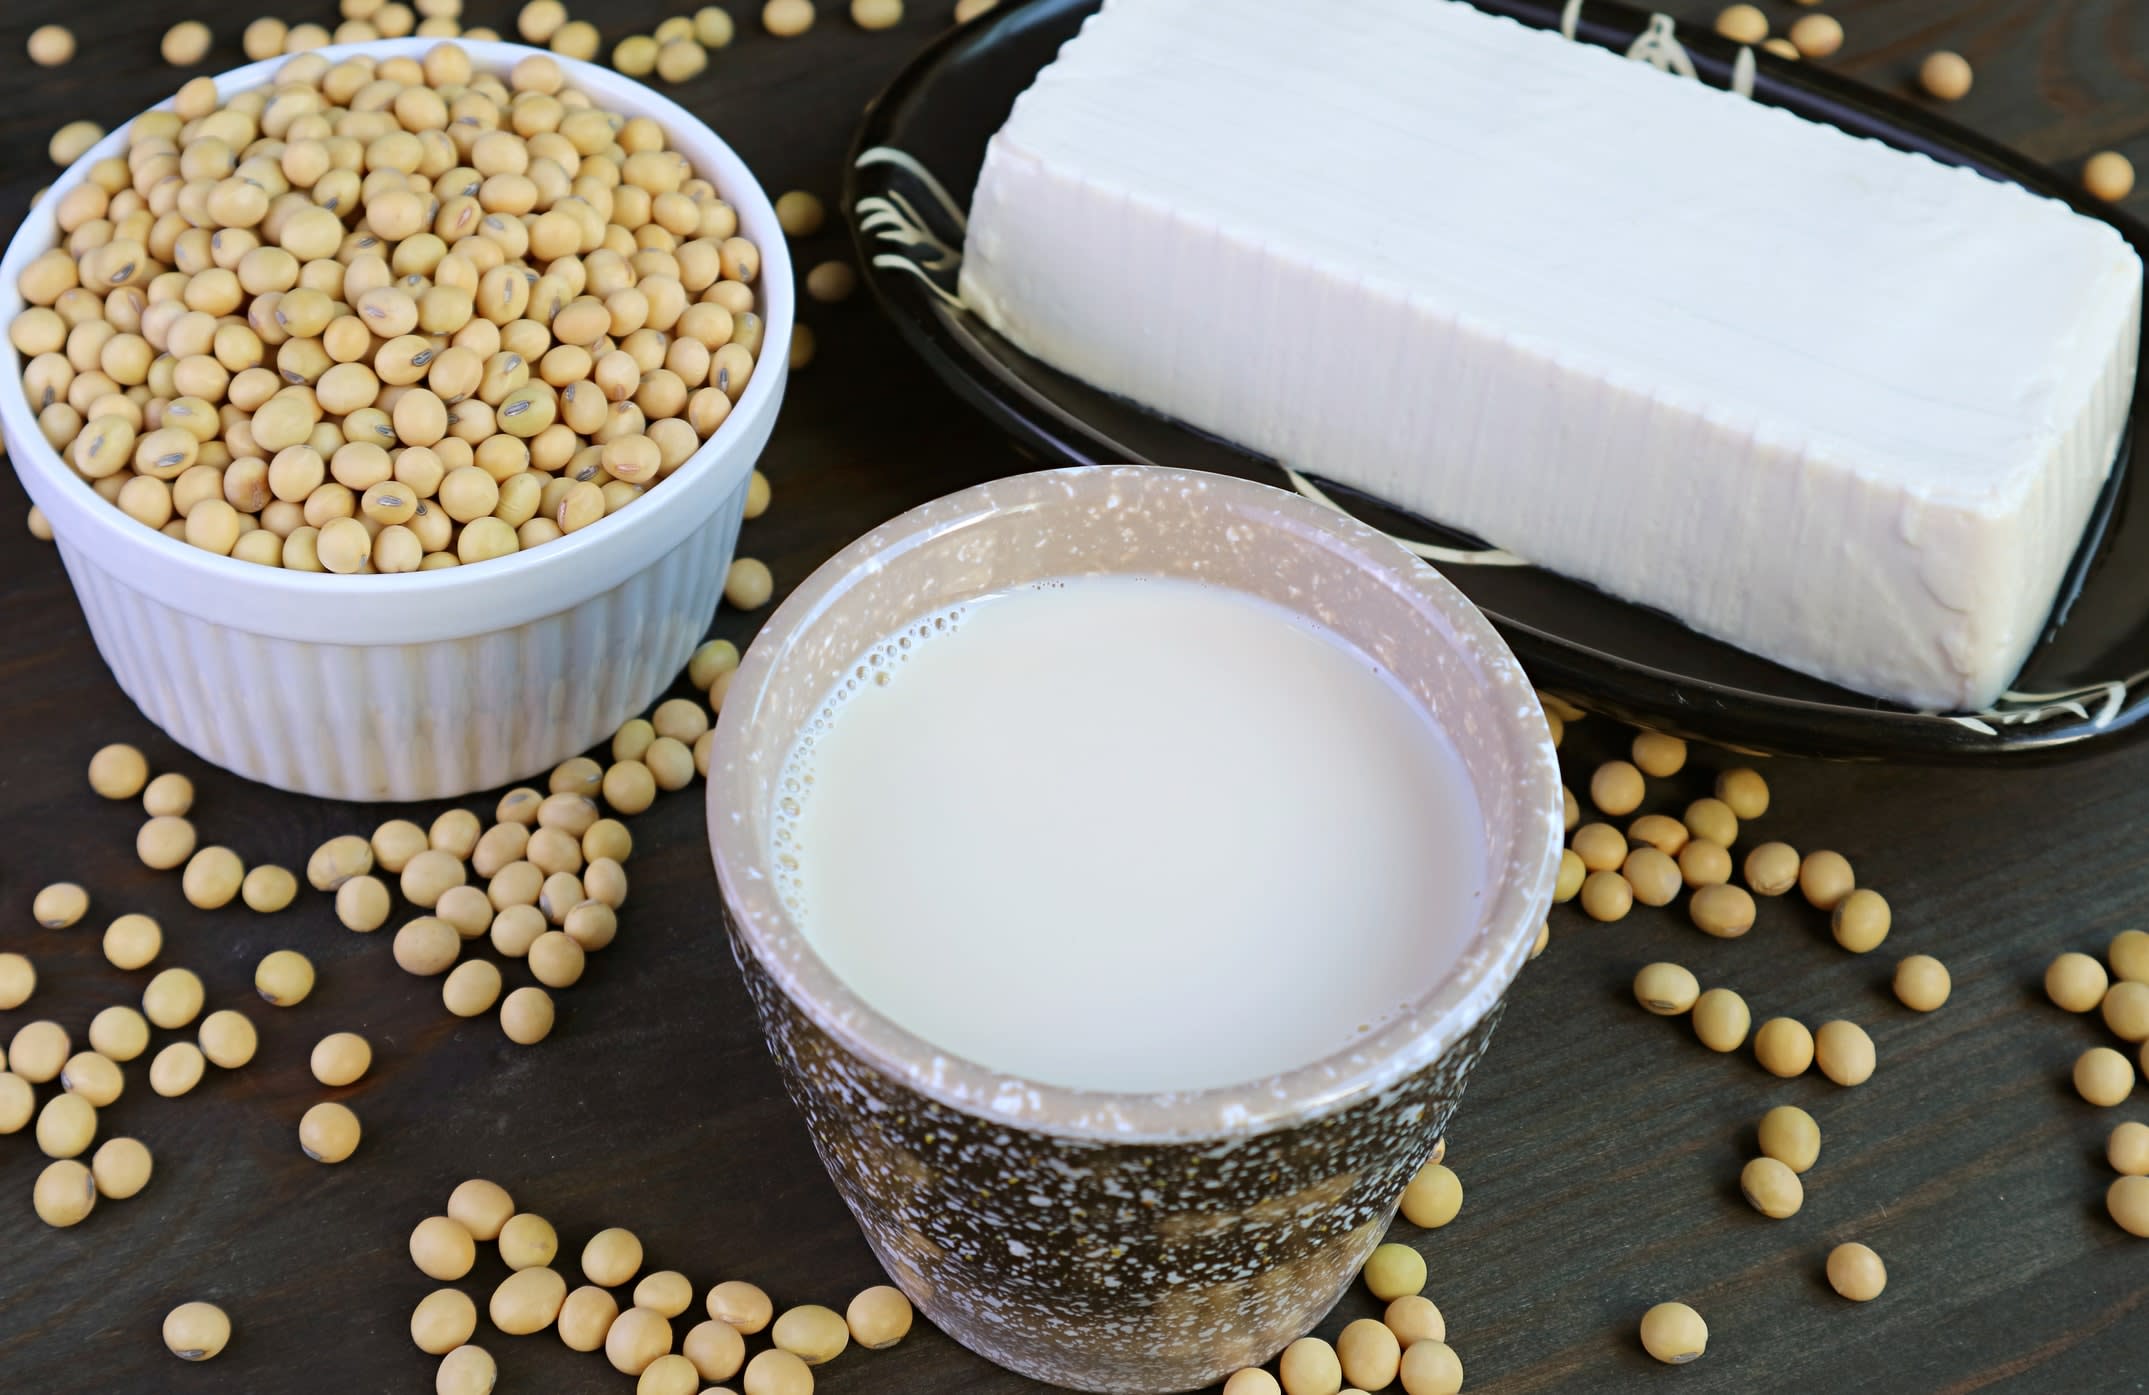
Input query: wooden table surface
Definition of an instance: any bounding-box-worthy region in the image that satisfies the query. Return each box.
[1,2,2145,1392]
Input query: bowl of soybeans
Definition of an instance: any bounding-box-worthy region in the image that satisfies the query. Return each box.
[0,38,792,802]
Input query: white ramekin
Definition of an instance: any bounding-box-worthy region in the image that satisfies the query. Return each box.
[0,39,791,801]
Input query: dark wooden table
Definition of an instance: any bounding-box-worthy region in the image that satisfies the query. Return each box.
[2,2,2145,1392]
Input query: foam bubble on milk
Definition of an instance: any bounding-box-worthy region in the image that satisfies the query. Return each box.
[774,575,1486,1095]
[772,601,973,921]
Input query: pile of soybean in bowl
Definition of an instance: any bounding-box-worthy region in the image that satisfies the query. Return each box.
[10,43,765,573]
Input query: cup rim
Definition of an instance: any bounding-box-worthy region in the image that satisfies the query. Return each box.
[708,464,1563,1143]
[0,38,791,646]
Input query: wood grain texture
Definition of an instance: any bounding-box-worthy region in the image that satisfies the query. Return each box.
[0,2,2145,1392]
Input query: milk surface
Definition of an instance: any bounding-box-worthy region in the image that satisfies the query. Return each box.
[774,575,1485,1094]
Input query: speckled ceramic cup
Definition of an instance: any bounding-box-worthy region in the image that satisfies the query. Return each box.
[709,466,1561,1394]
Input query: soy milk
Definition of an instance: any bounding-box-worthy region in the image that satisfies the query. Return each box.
[774,575,1485,1094]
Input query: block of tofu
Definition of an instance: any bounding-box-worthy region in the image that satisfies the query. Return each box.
[958,0,2142,711]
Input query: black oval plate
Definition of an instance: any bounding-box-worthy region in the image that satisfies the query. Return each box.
[845,0,2149,762]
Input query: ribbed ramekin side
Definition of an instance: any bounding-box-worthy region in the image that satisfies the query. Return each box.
[53,479,745,801]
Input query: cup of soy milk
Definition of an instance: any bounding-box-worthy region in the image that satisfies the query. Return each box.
[708,466,1562,1393]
